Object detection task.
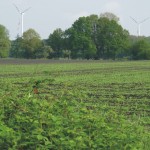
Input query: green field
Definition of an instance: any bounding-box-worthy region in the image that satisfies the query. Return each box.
[0,60,150,149]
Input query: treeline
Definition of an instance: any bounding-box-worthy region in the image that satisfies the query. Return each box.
[0,12,150,60]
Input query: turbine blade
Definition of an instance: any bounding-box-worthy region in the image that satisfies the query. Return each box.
[130,16,138,24]
[140,17,149,24]
[22,7,31,13]
[13,3,21,13]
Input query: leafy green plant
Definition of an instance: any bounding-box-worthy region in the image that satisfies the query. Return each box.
[0,60,150,149]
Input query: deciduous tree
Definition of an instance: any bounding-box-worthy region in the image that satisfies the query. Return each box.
[95,17,129,59]
[48,28,64,58]
[131,39,150,60]
[22,29,42,58]
[100,12,119,23]
[66,16,98,59]
[10,35,23,58]
[0,24,10,58]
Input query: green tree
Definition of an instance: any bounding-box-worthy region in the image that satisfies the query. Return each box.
[48,28,64,58]
[100,12,119,23]
[131,39,150,60]
[0,24,10,58]
[10,35,24,58]
[65,16,98,59]
[35,44,53,59]
[22,29,42,59]
[62,50,71,59]
[95,17,129,59]
[70,34,96,59]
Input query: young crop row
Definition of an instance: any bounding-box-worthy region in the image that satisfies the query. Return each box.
[0,60,150,149]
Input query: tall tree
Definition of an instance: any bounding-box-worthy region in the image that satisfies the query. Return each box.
[95,17,129,59]
[35,43,53,59]
[0,24,10,58]
[100,12,119,23]
[66,16,98,59]
[10,36,23,58]
[22,29,42,58]
[131,39,150,60]
[48,28,64,58]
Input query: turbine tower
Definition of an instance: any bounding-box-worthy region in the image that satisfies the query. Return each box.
[130,16,149,36]
[13,4,31,37]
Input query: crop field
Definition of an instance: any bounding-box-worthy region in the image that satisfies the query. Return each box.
[0,59,150,149]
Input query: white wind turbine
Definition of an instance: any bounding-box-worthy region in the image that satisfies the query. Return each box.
[130,16,149,36]
[13,4,31,37]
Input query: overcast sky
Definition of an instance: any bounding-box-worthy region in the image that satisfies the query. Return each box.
[1,0,150,39]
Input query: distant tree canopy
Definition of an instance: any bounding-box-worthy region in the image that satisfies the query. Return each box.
[130,39,150,60]
[10,29,51,59]
[65,15,97,59]
[95,17,129,59]
[47,28,64,58]
[6,12,150,60]
[10,35,23,58]
[64,14,129,59]
[22,29,42,59]
[100,12,120,23]
[0,24,10,58]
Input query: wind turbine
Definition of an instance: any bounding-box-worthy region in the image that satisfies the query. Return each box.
[130,16,149,36]
[13,4,31,37]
